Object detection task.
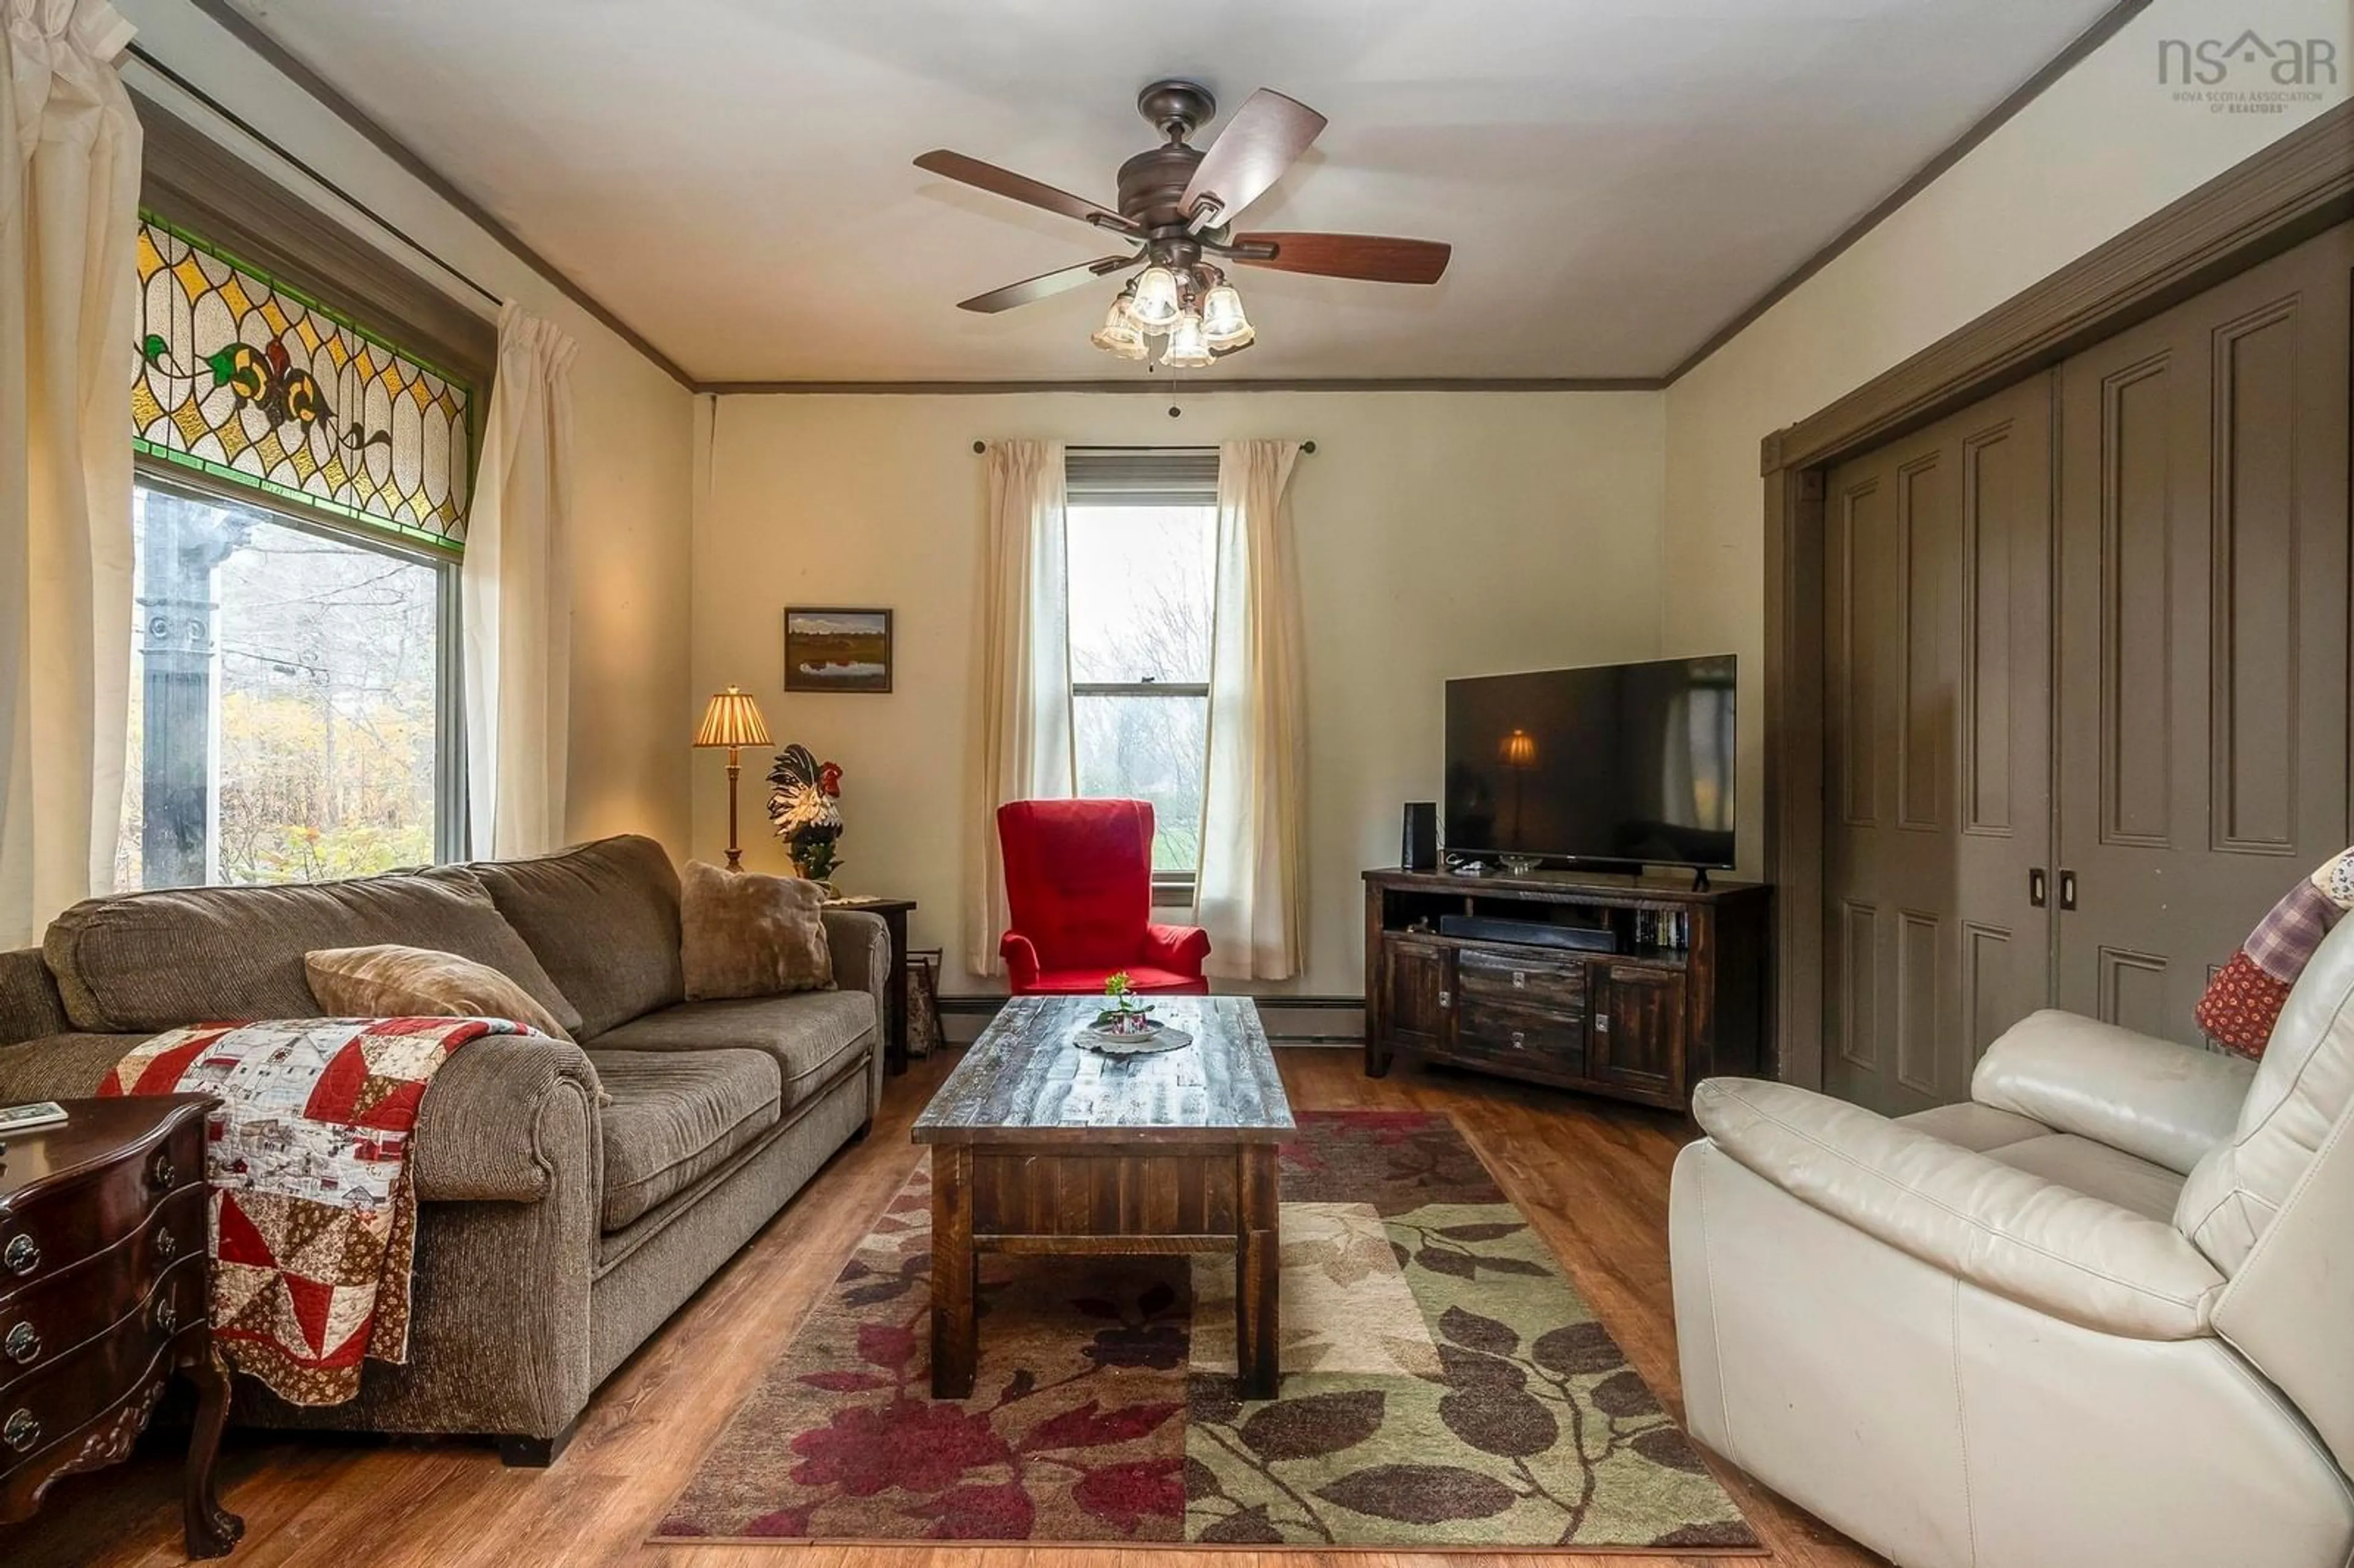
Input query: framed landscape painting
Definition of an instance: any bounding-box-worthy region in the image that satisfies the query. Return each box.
[785,607,893,693]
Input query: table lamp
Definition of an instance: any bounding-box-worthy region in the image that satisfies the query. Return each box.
[693,685,772,870]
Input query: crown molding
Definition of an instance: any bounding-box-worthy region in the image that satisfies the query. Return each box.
[695,376,1667,395]
[1661,0,2154,386]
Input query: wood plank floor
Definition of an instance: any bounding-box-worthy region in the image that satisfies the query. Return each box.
[7,1049,1881,1568]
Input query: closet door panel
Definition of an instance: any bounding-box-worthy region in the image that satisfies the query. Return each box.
[2055,228,2352,1041]
[1824,375,2054,1112]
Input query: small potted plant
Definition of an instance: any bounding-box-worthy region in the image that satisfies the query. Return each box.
[1095,971,1155,1035]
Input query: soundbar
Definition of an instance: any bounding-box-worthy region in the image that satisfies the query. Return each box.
[1438,915,1618,954]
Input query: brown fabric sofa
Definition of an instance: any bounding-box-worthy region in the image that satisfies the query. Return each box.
[0,834,885,1464]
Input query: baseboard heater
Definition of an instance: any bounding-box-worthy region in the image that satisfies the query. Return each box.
[1436,915,1618,954]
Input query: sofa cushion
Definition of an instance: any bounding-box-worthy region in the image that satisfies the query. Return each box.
[1983,1133,2186,1224]
[592,991,874,1111]
[0,949,67,1048]
[2179,914,2354,1273]
[43,872,579,1036]
[587,1048,779,1230]
[460,835,686,1040]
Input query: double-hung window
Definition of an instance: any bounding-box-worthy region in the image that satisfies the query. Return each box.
[1065,448,1218,901]
[118,215,474,889]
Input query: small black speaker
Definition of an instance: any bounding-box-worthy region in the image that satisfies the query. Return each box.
[1401,802,1438,870]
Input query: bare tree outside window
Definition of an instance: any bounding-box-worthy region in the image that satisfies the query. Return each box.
[1067,501,1216,875]
[118,482,447,890]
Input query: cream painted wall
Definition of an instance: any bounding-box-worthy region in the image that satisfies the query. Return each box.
[1661,0,2354,878]
[692,392,1667,995]
[115,0,698,853]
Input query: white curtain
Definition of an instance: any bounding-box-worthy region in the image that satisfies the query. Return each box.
[964,438,1072,975]
[0,0,139,949]
[462,303,577,859]
[1197,440,1306,980]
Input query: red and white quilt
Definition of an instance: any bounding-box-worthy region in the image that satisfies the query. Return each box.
[100,1016,519,1406]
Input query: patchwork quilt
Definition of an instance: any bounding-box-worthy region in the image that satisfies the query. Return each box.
[100,1016,516,1405]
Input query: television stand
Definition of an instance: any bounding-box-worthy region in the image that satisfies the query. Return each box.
[1363,866,1769,1109]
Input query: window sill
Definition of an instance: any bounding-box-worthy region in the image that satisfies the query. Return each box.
[1151,878,1197,910]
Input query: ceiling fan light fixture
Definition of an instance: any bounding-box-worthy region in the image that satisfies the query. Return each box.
[1200,283,1254,350]
[1129,265,1183,331]
[1089,292,1148,358]
[1162,310,1215,368]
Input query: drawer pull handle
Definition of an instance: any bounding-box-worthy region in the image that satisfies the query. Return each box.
[154,1296,178,1336]
[150,1151,176,1191]
[2,1409,36,1453]
[2,1323,36,1364]
[1437,989,1451,1010]
[1595,1015,1611,1033]
[156,1227,178,1260]
[1509,1030,1527,1049]
[1,1235,36,1276]
[1511,970,1527,989]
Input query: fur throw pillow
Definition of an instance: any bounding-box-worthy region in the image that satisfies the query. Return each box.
[304,943,577,1043]
[680,861,834,1001]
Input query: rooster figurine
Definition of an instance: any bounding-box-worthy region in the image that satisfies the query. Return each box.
[767,744,844,889]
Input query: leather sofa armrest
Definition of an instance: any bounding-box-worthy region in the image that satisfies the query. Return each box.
[411,1033,603,1203]
[1693,1077,2225,1340]
[1000,932,1042,991]
[1972,1010,2254,1176]
[1141,923,1210,975]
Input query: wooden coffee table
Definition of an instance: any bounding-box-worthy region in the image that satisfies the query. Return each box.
[912,994,1293,1399]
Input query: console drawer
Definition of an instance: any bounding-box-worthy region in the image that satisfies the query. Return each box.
[1456,948,1589,1015]
[1452,997,1587,1076]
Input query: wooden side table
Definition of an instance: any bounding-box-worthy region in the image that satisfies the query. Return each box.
[826,896,918,1075]
[0,1096,242,1558]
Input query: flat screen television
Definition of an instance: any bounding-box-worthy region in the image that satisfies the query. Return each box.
[1444,655,1737,870]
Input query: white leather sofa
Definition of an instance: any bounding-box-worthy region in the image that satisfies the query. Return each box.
[1670,919,2354,1568]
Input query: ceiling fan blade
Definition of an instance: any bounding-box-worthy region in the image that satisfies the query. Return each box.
[955,254,1142,314]
[1233,232,1452,285]
[915,150,1135,232]
[1180,89,1327,226]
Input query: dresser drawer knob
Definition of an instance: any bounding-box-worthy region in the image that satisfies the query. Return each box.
[1512,970,1528,989]
[1510,1030,1528,1049]
[2,1322,36,1364]
[2,1409,36,1453]
[150,1151,177,1192]
[1437,989,1452,1010]
[156,1226,178,1260]
[1,1235,35,1276]
[154,1296,178,1336]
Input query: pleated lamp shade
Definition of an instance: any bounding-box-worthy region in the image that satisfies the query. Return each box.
[694,686,772,749]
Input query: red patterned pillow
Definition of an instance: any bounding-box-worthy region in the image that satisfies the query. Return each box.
[2196,848,2354,1057]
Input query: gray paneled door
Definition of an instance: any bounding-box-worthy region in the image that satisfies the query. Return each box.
[2054,227,2353,1042]
[1823,375,2055,1114]
[1823,222,2353,1111]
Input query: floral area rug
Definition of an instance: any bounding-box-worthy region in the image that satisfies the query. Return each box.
[655,1110,1757,1552]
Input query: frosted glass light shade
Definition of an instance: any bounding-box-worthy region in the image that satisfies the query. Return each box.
[1162,310,1214,368]
[1129,265,1183,330]
[1089,294,1148,359]
[1200,283,1254,349]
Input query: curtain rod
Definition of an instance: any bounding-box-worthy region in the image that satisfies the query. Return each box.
[124,41,505,310]
[972,440,1316,454]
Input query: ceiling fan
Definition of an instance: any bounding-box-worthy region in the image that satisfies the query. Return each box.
[913,80,1452,365]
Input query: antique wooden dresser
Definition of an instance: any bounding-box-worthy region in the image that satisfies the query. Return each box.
[0,1095,242,1557]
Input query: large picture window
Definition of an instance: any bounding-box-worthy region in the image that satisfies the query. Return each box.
[120,213,472,889]
[1065,449,1218,891]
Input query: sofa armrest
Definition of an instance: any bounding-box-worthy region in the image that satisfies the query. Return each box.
[1142,923,1210,976]
[1693,1077,2225,1340]
[1000,931,1042,991]
[411,1033,604,1203]
[821,908,889,1113]
[1972,1009,2254,1176]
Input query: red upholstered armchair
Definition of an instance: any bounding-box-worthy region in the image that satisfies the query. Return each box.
[996,799,1211,995]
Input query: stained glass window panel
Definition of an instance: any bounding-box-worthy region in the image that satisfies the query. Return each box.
[131,216,472,548]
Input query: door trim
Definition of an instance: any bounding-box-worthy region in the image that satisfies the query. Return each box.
[1764,100,2354,1087]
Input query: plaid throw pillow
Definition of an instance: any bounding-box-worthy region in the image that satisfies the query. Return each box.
[2196,848,2354,1057]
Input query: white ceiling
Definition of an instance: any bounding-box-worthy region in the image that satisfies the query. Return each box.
[222,0,2116,383]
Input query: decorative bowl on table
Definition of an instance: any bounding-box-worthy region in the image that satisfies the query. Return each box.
[1076,1008,1192,1057]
